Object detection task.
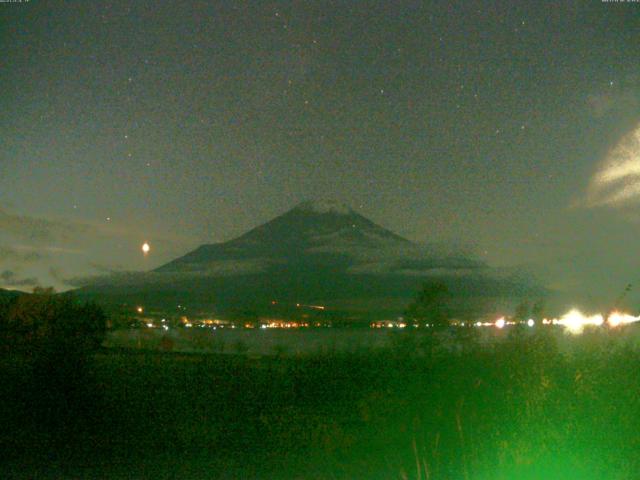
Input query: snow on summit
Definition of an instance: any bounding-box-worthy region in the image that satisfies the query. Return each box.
[294,200,354,215]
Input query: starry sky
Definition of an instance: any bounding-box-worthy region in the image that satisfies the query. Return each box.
[1,1,639,308]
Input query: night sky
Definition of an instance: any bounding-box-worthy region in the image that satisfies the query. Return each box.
[1,1,639,308]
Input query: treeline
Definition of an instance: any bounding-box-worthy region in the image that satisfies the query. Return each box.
[0,287,106,358]
[0,288,108,441]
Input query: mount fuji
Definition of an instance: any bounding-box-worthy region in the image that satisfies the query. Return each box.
[156,200,413,275]
[78,201,541,319]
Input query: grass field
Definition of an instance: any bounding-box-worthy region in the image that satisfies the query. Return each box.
[2,327,640,479]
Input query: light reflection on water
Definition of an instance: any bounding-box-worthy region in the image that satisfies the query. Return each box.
[104,325,640,356]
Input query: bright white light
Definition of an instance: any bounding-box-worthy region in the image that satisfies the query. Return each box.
[142,242,150,255]
[527,319,535,327]
[495,317,505,329]
[555,309,603,334]
[136,306,143,314]
[607,311,640,328]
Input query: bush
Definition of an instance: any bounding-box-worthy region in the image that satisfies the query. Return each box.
[0,287,106,359]
[0,288,107,432]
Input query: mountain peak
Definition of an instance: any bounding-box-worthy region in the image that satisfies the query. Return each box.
[154,200,410,274]
[293,200,354,216]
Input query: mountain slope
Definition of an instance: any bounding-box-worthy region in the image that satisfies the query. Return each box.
[156,200,411,274]
[79,201,543,318]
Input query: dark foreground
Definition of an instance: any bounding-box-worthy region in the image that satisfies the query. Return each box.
[2,328,640,479]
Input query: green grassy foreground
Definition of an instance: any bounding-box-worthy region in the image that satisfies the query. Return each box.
[2,328,640,479]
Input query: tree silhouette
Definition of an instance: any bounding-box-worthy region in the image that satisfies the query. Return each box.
[405,281,451,330]
[0,288,107,427]
[514,300,531,322]
[531,299,545,321]
[1,287,106,358]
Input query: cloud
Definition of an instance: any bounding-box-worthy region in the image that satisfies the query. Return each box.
[0,206,197,291]
[0,246,46,263]
[586,75,640,118]
[0,270,39,288]
[587,91,639,118]
[0,208,91,245]
[582,123,640,208]
[88,262,128,273]
[0,208,191,252]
